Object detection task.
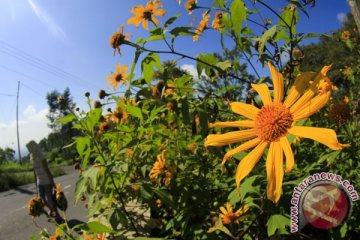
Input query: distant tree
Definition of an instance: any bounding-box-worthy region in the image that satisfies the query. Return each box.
[300,13,360,95]
[0,147,15,164]
[46,87,76,131]
[44,88,79,162]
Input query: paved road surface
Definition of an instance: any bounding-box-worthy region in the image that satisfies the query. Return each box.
[0,169,88,240]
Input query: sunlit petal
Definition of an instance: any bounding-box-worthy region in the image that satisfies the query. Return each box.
[235,141,268,190]
[230,102,260,120]
[288,126,349,150]
[266,141,283,203]
[209,120,255,129]
[221,138,261,168]
[268,62,284,103]
[205,129,256,147]
[280,136,294,173]
[251,83,272,105]
[284,72,316,108]
[290,65,331,113]
[292,91,331,121]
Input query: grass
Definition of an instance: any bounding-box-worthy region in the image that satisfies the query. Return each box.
[0,163,67,192]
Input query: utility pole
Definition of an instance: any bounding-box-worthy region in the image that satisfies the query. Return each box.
[348,0,360,31]
[16,81,22,164]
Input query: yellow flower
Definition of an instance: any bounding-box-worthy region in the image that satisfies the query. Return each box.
[49,228,61,240]
[219,202,249,225]
[109,25,130,56]
[193,11,210,41]
[185,0,197,14]
[212,12,223,31]
[127,1,166,30]
[205,63,348,203]
[82,232,106,240]
[28,196,44,217]
[106,63,129,89]
[149,150,167,181]
[341,30,350,41]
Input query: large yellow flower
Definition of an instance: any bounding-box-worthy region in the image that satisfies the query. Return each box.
[127,1,166,30]
[106,63,128,89]
[205,63,348,203]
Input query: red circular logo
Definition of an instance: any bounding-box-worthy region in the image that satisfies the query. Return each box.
[301,183,349,229]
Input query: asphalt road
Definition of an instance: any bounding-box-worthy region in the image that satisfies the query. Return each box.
[0,168,88,240]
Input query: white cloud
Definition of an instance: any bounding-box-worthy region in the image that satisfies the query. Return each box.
[337,12,347,24]
[180,64,209,80]
[24,104,36,117]
[27,0,69,42]
[0,105,51,157]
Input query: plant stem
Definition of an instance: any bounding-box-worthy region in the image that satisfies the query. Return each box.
[127,42,252,84]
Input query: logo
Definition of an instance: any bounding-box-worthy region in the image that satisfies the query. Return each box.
[290,172,358,233]
[301,183,349,229]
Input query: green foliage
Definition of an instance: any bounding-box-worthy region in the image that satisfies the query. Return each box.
[34,1,360,239]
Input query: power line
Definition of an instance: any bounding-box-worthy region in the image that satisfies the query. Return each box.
[0,64,56,89]
[0,40,98,89]
[0,93,16,97]
[20,82,45,97]
[0,40,83,81]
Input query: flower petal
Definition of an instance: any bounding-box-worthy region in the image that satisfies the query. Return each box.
[288,126,349,150]
[268,62,284,103]
[235,141,268,190]
[266,141,283,203]
[221,138,261,168]
[209,120,255,129]
[280,136,294,173]
[251,83,272,105]
[230,102,260,120]
[142,19,149,30]
[154,9,166,16]
[290,65,331,113]
[151,17,160,25]
[292,91,331,121]
[284,72,316,108]
[205,129,256,147]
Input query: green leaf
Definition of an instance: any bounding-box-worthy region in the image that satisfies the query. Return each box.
[86,108,102,131]
[152,187,175,208]
[213,0,225,8]
[57,114,76,124]
[230,0,246,37]
[76,136,90,157]
[81,221,114,233]
[197,53,217,78]
[134,238,166,240]
[164,14,181,28]
[208,217,235,238]
[141,53,162,86]
[267,214,290,237]
[180,98,190,125]
[129,49,142,80]
[216,60,232,71]
[145,34,164,42]
[126,105,144,121]
[258,25,277,55]
[149,106,165,122]
[108,208,127,229]
[170,27,195,37]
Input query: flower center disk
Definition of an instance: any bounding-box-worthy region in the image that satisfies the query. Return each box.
[115,74,123,82]
[255,103,293,142]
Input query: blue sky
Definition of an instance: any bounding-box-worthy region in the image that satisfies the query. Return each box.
[0,0,351,155]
